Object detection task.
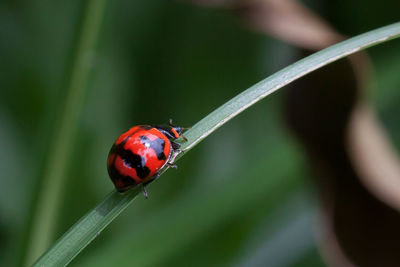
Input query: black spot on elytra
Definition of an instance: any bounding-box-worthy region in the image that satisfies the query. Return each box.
[119,149,150,178]
[107,161,120,182]
[118,176,137,192]
[111,138,149,178]
[139,135,166,160]
[107,163,137,192]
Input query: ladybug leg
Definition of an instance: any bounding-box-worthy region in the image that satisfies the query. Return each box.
[171,141,181,150]
[167,162,178,169]
[140,172,161,199]
[173,149,183,155]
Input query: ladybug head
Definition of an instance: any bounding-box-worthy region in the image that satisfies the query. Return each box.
[172,126,183,136]
[169,126,188,141]
[154,125,182,140]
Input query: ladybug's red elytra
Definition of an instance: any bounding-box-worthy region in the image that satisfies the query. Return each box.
[107,120,187,197]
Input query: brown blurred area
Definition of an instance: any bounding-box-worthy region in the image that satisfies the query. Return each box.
[190,0,400,266]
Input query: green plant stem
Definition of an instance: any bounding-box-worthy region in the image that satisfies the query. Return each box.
[25,0,108,265]
[33,21,400,267]
[33,188,141,267]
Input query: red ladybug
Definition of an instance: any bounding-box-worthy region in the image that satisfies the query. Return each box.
[107,120,187,197]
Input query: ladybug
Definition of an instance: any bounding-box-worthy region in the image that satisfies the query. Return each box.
[107,120,187,197]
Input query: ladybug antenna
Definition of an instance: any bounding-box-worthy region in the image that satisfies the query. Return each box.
[171,126,188,141]
[180,134,188,141]
[179,127,190,141]
[169,119,191,130]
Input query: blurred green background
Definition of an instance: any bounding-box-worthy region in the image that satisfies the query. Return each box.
[0,0,399,266]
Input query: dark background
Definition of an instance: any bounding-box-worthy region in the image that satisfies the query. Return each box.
[0,0,399,266]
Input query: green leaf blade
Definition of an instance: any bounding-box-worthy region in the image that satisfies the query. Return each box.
[33,188,140,267]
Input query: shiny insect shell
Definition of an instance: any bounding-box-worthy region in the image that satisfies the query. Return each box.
[107,124,184,193]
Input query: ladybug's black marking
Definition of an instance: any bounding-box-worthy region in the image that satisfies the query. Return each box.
[107,163,137,192]
[139,135,166,161]
[119,149,151,178]
[107,158,119,180]
[119,176,137,190]
[112,137,151,179]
